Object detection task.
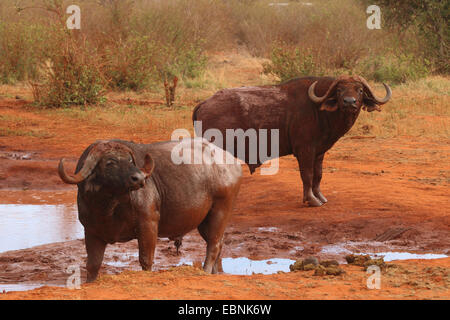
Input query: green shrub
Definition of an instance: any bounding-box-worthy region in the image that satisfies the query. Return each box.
[363,0,449,74]
[103,34,160,91]
[0,22,49,84]
[359,54,431,84]
[31,31,106,108]
[103,34,207,91]
[263,44,324,82]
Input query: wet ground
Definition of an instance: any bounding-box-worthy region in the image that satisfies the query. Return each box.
[0,97,449,299]
[0,149,448,294]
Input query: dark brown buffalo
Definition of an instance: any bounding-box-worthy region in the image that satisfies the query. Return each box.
[58,139,242,281]
[192,75,391,207]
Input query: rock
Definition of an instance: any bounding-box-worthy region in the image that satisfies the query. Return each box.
[290,257,344,276]
[313,265,326,276]
[303,256,319,266]
[345,254,386,271]
[303,263,316,271]
[320,259,339,267]
[345,254,371,266]
[289,259,304,272]
[363,258,386,271]
[314,265,345,276]
[324,266,345,276]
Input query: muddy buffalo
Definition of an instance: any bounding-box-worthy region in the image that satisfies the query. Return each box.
[58,139,242,282]
[192,75,391,207]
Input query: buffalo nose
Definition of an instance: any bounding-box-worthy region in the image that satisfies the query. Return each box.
[343,97,357,105]
[130,173,145,186]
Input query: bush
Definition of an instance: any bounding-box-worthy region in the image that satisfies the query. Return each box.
[103,34,207,91]
[103,34,160,91]
[0,22,49,84]
[359,54,431,84]
[31,30,106,107]
[263,44,324,82]
[363,0,449,74]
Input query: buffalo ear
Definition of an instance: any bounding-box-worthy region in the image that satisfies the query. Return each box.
[84,173,101,193]
[142,154,155,177]
[363,93,381,112]
[320,98,338,112]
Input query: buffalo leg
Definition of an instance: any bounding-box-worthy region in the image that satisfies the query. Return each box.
[85,231,107,282]
[137,213,159,271]
[197,200,231,274]
[296,149,323,207]
[212,238,224,274]
[312,153,327,204]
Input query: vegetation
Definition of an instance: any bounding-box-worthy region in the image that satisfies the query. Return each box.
[370,0,449,74]
[0,0,447,107]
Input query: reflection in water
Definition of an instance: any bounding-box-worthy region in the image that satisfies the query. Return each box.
[222,257,295,275]
[177,257,295,275]
[1,283,44,293]
[0,204,83,253]
[0,283,66,293]
[369,252,448,262]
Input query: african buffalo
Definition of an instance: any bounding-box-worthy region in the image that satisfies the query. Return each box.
[192,75,391,207]
[58,139,242,282]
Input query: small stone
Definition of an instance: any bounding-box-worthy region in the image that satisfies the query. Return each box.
[303,256,319,266]
[289,259,304,272]
[363,258,386,271]
[320,260,339,268]
[303,263,317,271]
[345,254,371,266]
[325,266,345,276]
[314,265,327,276]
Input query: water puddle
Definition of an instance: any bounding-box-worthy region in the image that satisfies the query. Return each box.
[0,283,46,293]
[320,242,448,262]
[367,252,448,262]
[0,204,83,253]
[0,283,66,293]
[257,227,279,233]
[177,257,295,275]
[222,257,295,275]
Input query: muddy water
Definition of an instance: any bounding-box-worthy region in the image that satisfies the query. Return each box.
[0,198,448,293]
[222,257,295,275]
[176,257,296,275]
[0,284,65,293]
[368,252,448,261]
[0,204,83,253]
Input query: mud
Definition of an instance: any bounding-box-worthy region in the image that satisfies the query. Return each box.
[0,97,449,298]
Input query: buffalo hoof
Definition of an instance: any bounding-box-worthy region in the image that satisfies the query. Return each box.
[303,196,323,207]
[315,193,328,204]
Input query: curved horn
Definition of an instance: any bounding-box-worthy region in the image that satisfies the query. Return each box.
[58,151,100,184]
[359,77,392,105]
[308,79,340,104]
[308,81,323,103]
